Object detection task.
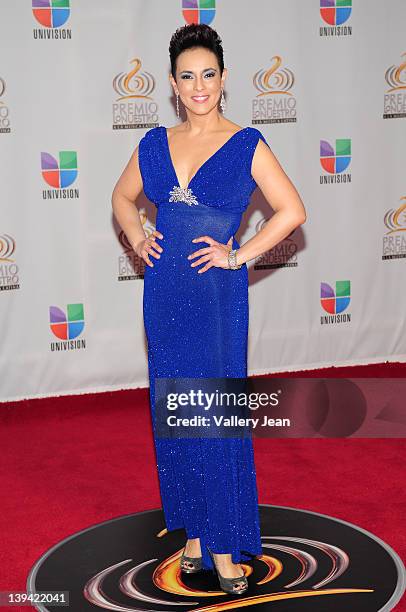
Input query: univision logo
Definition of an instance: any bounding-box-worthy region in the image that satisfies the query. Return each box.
[320,0,352,36]
[32,0,72,39]
[0,77,11,134]
[252,56,297,125]
[382,196,406,260]
[112,58,159,130]
[41,151,79,199]
[182,0,216,26]
[383,53,406,120]
[320,139,352,184]
[49,303,86,351]
[320,280,351,324]
[0,233,19,291]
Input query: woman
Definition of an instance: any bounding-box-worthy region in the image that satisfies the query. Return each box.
[112,23,306,595]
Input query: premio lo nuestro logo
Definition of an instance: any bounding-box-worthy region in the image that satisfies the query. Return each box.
[383,53,406,120]
[41,151,79,199]
[112,59,159,130]
[49,303,86,351]
[320,139,351,184]
[0,77,10,133]
[320,0,352,37]
[0,234,16,263]
[32,0,72,39]
[182,0,216,26]
[28,507,406,611]
[320,280,351,325]
[118,211,155,281]
[254,218,298,270]
[382,196,406,260]
[0,234,19,291]
[252,56,296,125]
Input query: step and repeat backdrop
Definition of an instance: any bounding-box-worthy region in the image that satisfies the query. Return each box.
[1,1,405,401]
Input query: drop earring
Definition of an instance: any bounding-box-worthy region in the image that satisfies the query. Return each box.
[176,93,180,119]
[220,88,226,113]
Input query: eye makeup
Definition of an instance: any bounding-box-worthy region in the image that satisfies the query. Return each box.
[179,68,218,79]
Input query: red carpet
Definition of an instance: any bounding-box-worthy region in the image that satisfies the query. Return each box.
[1,361,405,609]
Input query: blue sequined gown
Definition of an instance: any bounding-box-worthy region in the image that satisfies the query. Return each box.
[138,125,267,571]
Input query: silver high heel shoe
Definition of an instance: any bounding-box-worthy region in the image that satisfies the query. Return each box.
[180,543,203,573]
[207,548,248,595]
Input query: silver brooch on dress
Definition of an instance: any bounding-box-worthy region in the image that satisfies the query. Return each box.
[169,185,199,206]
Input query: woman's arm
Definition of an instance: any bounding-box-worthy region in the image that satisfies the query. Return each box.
[111,146,163,266]
[235,139,307,267]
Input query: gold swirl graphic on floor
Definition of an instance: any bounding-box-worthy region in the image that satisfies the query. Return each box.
[83,526,374,610]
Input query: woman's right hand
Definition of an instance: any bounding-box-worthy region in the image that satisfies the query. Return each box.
[135,230,164,267]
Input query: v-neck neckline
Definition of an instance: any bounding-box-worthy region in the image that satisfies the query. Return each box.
[162,125,248,191]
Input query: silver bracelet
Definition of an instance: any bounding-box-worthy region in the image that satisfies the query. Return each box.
[228,248,242,270]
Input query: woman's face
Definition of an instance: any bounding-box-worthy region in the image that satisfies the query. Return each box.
[170,46,226,116]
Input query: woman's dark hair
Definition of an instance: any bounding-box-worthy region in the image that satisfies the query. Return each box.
[169,24,224,80]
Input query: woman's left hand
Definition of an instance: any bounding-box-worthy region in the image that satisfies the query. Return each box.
[187,235,233,273]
